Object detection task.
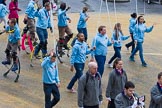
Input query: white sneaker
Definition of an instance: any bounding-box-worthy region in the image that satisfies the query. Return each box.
[108,63,113,68]
[67,88,77,93]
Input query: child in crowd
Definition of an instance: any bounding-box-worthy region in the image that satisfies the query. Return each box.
[2,18,20,71]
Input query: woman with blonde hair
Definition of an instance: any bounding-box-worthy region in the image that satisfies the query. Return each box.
[108,23,129,68]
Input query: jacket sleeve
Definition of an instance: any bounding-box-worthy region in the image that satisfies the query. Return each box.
[9,2,15,10]
[25,5,32,15]
[91,37,96,58]
[58,9,66,15]
[65,14,70,20]
[55,63,60,83]
[41,57,50,68]
[86,44,92,55]
[80,13,87,22]
[129,20,135,33]
[150,86,162,104]
[133,25,138,41]
[107,38,112,46]
[111,33,118,44]
[15,29,20,41]
[48,16,52,28]
[115,95,132,108]
[106,72,114,98]
[78,77,85,107]
[34,9,41,17]
[99,74,103,101]
[145,25,153,33]
[121,35,130,41]
[70,46,77,65]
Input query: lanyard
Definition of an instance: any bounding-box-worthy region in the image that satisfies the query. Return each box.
[44,9,49,19]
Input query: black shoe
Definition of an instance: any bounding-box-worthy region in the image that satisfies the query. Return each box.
[142,62,147,67]
[125,44,129,50]
[58,51,65,56]
[2,60,11,65]
[63,44,70,50]
[33,41,38,46]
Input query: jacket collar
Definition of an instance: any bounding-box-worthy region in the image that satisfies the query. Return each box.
[115,68,124,75]
[122,91,134,100]
[157,82,162,93]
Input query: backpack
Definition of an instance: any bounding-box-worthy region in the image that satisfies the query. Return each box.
[84,72,101,93]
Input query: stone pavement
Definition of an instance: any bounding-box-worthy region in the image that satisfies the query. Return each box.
[0,12,162,108]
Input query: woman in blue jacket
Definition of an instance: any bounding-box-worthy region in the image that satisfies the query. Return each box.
[77,7,89,42]
[125,13,137,53]
[108,23,129,68]
[129,15,154,67]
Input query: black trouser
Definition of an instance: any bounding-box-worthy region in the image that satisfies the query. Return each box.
[43,83,60,108]
[108,99,115,108]
[125,33,135,53]
[84,104,99,108]
[16,18,19,25]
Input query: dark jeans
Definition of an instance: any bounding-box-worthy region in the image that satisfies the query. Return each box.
[125,33,135,53]
[107,99,115,108]
[84,104,99,108]
[77,28,88,42]
[130,42,145,64]
[34,27,48,55]
[67,63,85,89]
[108,46,121,64]
[95,55,106,77]
[43,83,60,108]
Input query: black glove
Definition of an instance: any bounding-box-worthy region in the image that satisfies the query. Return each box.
[66,6,71,11]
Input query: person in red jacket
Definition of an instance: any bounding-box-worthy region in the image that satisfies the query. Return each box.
[8,0,21,25]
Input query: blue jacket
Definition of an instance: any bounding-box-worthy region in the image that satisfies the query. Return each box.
[41,57,60,84]
[91,33,112,57]
[70,40,91,65]
[0,4,8,18]
[112,31,129,47]
[77,12,88,28]
[25,0,37,19]
[129,18,136,34]
[57,9,70,27]
[6,24,20,43]
[35,8,51,29]
[133,23,153,42]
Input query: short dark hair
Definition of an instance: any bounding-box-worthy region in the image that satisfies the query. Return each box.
[98,26,106,33]
[77,33,84,37]
[51,52,56,58]
[60,2,66,10]
[9,18,17,25]
[83,7,88,13]
[44,2,50,7]
[125,81,135,89]
[131,13,137,18]
[158,72,162,79]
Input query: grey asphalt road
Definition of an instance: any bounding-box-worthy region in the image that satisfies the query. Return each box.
[61,0,162,14]
[6,0,162,14]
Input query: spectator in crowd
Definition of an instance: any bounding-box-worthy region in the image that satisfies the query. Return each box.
[115,81,144,108]
[67,33,94,93]
[78,62,103,108]
[91,25,112,77]
[106,58,127,108]
[41,51,60,108]
[149,72,162,108]
[8,0,21,25]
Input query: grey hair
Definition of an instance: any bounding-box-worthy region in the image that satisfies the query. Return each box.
[88,62,97,68]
